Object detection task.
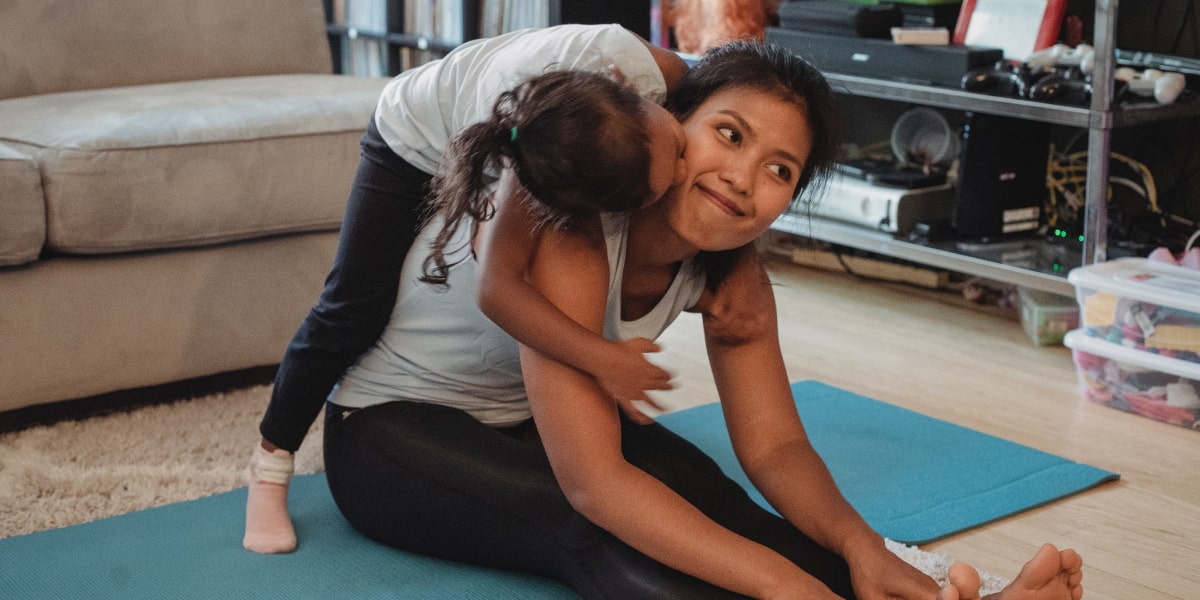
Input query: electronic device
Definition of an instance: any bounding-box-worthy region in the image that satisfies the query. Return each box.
[815,175,955,235]
[1115,48,1200,77]
[765,27,1003,88]
[954,113,1050,240]
[778,1,903,39]
[961,61,1035,98]
[1027,43,1095,73]
[1027,68,1092,105]
[1114,67,1186,104]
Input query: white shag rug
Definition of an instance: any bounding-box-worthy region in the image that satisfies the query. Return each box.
[0,384,1007,592]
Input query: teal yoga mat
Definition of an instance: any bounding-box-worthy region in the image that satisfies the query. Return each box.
[658,380,1118,544]
[0,381,1116,599]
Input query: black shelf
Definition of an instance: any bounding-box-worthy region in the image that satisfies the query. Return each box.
[825,72,1200,129]
[326,23,462,56]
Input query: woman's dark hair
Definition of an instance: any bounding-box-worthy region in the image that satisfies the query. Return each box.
[422,70,653,285]
[666,41,842,290]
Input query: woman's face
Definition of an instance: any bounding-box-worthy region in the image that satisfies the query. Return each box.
[663,87,813,251]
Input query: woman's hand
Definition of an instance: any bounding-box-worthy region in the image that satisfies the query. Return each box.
[594,337,673,424]
[845,539,941,600]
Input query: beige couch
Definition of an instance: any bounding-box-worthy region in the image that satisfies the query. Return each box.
[0,0,388,416]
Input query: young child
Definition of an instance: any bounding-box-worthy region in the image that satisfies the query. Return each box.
[244,67,687,553]
[421,69,689,419]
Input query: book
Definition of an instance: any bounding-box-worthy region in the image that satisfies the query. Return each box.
[891,27,950,45]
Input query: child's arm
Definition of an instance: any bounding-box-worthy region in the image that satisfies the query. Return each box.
[474,170,673,421]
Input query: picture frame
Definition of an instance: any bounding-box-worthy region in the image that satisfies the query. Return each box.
[952,0,1067,62]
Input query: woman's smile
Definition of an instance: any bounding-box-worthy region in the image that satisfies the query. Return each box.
[696,182,746,217]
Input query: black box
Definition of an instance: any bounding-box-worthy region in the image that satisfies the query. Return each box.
[765,27,1002,88]
[778,1,903,39]
[954,113,1051,240]
[897,3,962,29]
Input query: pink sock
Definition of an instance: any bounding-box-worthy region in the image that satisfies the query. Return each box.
[243,445,297,554]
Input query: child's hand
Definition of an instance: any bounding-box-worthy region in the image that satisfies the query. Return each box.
[597,337,674,424]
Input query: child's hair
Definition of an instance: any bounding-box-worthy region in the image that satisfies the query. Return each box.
[666,41,842,290]
[422,70,655,285]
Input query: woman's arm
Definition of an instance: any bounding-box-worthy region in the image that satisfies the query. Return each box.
[700,248,940,599]
[474,170,672,420]
[519,224,837,600]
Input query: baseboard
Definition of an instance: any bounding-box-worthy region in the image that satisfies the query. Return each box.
[0,365,279,434]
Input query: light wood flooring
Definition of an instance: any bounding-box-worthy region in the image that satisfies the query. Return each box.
[649,253,1200,600]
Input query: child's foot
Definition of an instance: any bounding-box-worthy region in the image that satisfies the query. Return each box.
[988,544,1083,600]
[243,444,297,554]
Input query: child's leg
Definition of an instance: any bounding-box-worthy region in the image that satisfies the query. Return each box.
[243,440,296,554]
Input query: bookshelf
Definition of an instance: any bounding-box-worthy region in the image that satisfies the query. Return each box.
[324,0,653,76]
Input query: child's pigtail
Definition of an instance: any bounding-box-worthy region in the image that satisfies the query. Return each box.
[421,92,521,285]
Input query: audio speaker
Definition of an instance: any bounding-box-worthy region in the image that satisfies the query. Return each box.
[954,113,1050,240]
[766,28,1003,88]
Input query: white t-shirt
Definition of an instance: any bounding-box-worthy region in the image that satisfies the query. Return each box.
[374,23,668,175]
[330,214,706,426]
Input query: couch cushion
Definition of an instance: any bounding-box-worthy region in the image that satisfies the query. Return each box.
[0,74,388,254]
[0,144,46,266]
[0,0,332,100]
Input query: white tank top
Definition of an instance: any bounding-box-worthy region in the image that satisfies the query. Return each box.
[330,214,705,425]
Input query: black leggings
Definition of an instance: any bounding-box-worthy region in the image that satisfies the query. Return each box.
[323,401,857,599]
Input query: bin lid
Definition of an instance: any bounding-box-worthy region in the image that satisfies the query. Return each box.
[1068,257,1200,314]
[1064,330,1200,380]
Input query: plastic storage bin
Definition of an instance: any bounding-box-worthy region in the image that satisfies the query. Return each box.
[1018,286,1078,346]
[1068,257,1200,365]
[1064,330,1200,429]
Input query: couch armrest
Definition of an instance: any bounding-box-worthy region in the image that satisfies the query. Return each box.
[0,144,45,267]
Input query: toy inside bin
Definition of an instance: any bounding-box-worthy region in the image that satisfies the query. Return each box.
[1065,330,1200,429]
[1068,258,1200,366]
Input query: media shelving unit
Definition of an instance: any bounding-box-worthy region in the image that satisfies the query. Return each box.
[771,0,1200,296]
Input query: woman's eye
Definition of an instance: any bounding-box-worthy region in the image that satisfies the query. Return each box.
[717,126,740,144]
[768,164,793,180]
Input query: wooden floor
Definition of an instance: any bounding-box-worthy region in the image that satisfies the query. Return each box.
[650,253,1200,600]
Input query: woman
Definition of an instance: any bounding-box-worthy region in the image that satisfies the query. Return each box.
[244,23,690,554]
[319,42,1085,600]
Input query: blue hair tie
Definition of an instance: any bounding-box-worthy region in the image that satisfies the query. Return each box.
[509,126,518,142]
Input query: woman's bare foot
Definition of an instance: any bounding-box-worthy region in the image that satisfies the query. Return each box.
[938,544,1082,600]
